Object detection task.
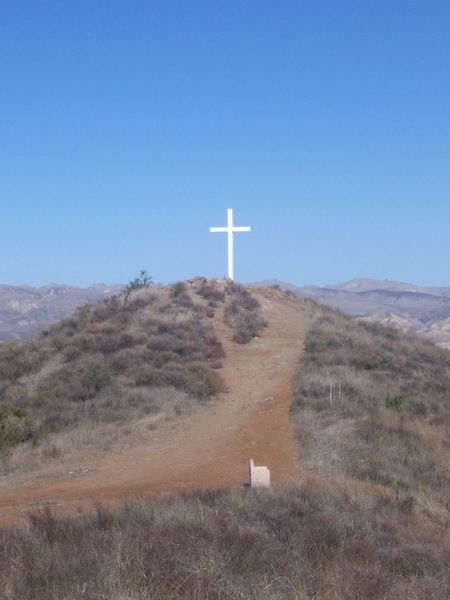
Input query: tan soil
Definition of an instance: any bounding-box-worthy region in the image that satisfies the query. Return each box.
[0,288,306,525]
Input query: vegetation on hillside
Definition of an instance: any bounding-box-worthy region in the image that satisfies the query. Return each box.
[185,278,267,343]
[293,303,450,508]
[0,289,449,598]
[0,281,226,466]
[291,301,450,597]
[0,279,268,471]
[224,281,267,343]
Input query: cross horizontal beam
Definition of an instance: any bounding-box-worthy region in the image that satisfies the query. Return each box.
[209,226,251,233]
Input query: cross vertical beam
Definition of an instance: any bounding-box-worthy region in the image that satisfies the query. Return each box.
[227,208,234,281]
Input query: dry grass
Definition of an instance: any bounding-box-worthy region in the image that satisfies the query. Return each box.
[292,300,450,525]
[0,485,448,599]
[0,387,193,476]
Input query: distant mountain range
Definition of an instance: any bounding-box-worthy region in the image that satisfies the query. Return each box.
[0,284,123,341]
[254,278,450,350]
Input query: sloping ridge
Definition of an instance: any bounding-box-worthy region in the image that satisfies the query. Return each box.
[0,288,305,523]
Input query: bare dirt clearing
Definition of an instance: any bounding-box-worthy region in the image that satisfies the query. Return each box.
[0,288,306,524]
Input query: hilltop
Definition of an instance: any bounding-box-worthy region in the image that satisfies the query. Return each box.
[0,280,449,599]
[4,277,450,351]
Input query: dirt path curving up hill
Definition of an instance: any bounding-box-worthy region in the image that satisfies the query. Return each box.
[0,288,306,524]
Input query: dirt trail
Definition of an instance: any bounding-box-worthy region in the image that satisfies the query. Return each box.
[0,288,305,524]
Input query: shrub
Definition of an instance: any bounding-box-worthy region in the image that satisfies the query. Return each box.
[170,282,195,307]
[226,282,259,310]
[0,343,45,381]
[36,360,114,405]
[384,394,404,412]
[224,284,267,343]
[134,361,224,400]
[196,281,226,302]
[125,269,153,299]
[171,281,187,297]
[226,307,267,343]
[81,361,113,394]
[0,403,38,451]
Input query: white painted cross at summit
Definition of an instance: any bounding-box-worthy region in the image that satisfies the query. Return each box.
[209,209,251,280]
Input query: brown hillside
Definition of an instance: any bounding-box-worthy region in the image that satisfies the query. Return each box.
[0,284,306,524]
[1,283,449,599]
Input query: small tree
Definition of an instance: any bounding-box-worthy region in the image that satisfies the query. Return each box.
[125,270,153,299]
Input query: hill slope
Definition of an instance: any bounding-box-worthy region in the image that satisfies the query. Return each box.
[0,282,449,599]
[292,300,450,522]
[0,282,304,522]
[257,278,450,349]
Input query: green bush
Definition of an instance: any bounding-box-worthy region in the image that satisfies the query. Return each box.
[0,403,38,452]
[81,361,113,395]
[384,394,404,412]
[36,361,113,404]
[0,343,46,381]
[125,269,152,299]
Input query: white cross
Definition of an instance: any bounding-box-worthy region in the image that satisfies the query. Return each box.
[209,208,251,280]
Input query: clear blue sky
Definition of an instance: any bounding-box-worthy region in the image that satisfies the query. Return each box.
[1,1,449,287]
